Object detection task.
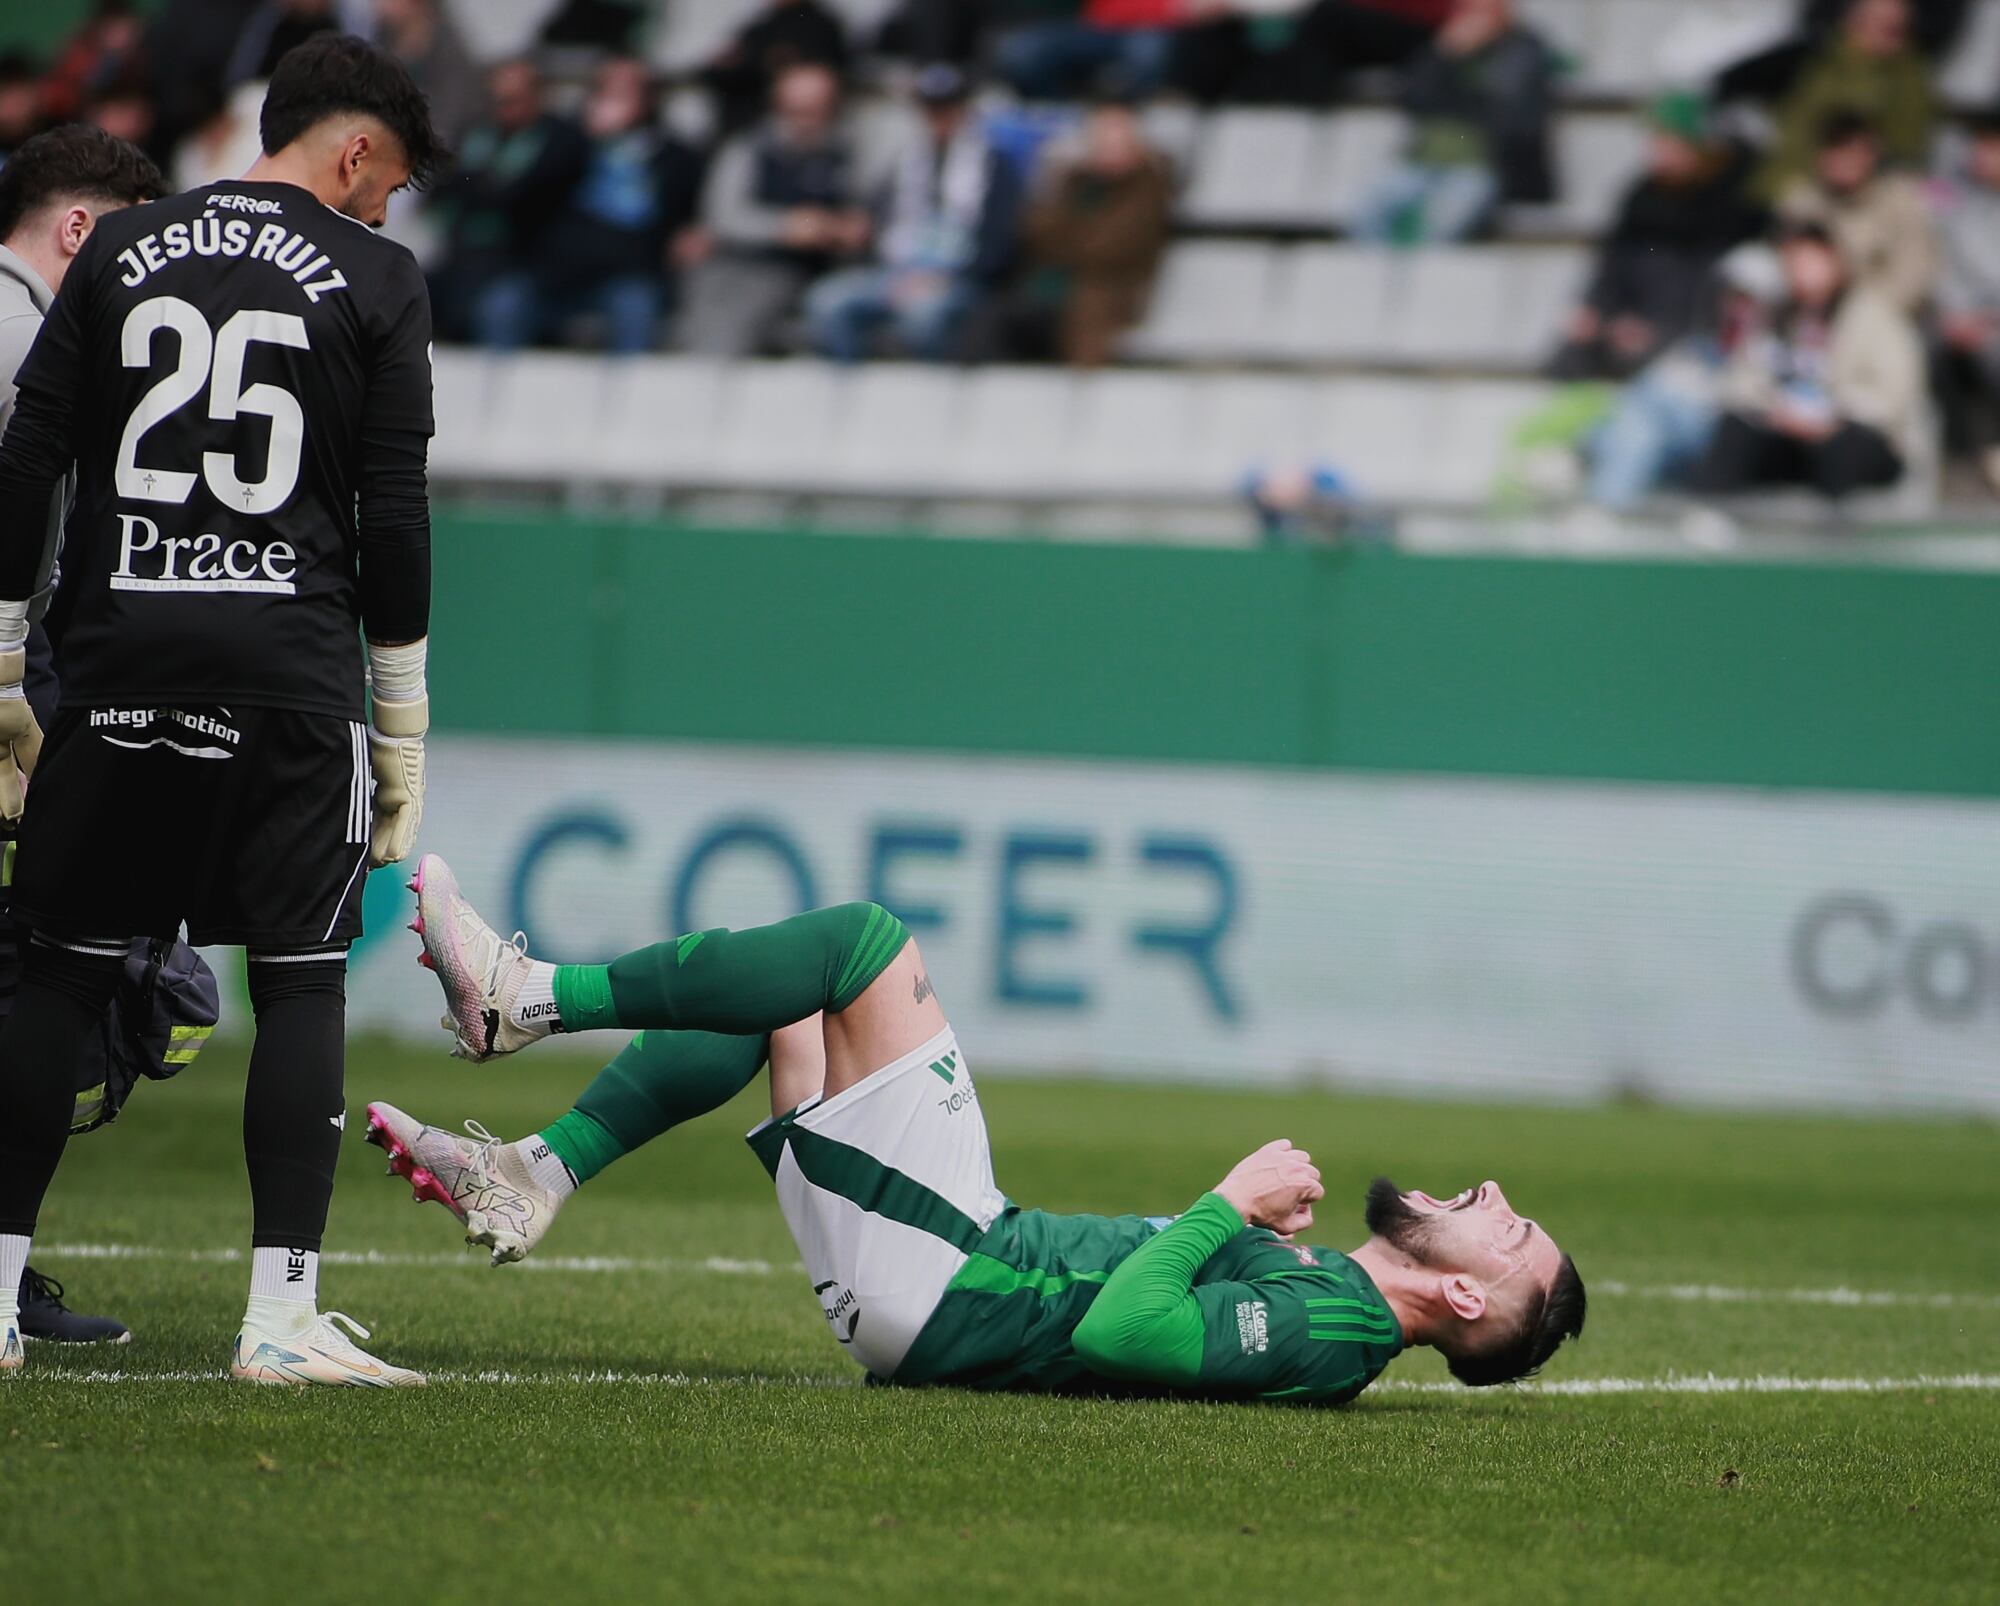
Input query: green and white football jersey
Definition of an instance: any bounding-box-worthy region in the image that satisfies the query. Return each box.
[748,1035,1402,1403]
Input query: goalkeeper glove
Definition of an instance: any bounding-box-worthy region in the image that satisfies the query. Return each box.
[0,602,42,825]
[367,638,428,867]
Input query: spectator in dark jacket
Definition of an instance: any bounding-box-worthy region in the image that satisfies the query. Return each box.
[995,0,1183,101]
[0,53,44,165]
[878,0,992,64]
[481,56,707,354]
[1351,0,1554,243]
[142,0,260,150]
[680,61,870,355]
[432,57,588,345]
[706,0,851,135]
[1717,0,1967,103]
[225,0,356,88]
[373,0,486,149]
[1550,94,1767,381]
[1759,0,1936,196]
[1287,0,1452,95]
[1018,96,1174,366]
[806,64,1023,362]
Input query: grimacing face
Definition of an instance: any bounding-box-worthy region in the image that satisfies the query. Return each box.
[1366,1177,1564,1326]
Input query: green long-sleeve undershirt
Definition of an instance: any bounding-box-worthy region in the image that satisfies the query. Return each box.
[1070,1190,1246,1385]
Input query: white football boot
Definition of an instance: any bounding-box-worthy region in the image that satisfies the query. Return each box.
[364,1102,565,1266]
[409,854,552,1063]
[230,1309,426,1388]
[1,1313,22,1372]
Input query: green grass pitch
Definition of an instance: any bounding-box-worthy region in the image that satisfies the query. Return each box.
[6,1039,1997,1604]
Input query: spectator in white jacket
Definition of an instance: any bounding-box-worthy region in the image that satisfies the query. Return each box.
[1691,219,1925,499]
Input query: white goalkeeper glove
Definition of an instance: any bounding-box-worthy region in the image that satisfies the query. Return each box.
[0,602,41,826]
[366,638,428,867]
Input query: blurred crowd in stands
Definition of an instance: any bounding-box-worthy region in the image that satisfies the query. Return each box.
[5,0,2000,507]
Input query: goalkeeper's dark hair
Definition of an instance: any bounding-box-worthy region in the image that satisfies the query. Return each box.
[1447,1254,1587,1388]
[0,124,165,243]
[260,32,446,188]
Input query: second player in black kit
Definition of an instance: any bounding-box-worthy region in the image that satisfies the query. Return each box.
[0,36,447,1383]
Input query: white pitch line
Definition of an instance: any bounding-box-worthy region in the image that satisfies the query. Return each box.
[36,1244,2000,1310]
[1593,1280,2000,1312]
[18,1370,2000,1396]
[36,1243,788,1278]
[1374,1374,2000,1397]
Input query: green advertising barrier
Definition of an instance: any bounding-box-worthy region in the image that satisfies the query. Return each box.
[430,508,2000,797]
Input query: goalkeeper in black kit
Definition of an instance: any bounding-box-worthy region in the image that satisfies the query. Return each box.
[0,35,444,1387]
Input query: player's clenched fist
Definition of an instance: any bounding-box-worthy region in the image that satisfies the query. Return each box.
[1216,1139,1324,1237]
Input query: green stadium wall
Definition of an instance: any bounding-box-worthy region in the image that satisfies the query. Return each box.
[431,508,2000,798]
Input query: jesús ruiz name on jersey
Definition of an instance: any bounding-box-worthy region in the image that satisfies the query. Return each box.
[112,193,349,304]
[112,512,299,595]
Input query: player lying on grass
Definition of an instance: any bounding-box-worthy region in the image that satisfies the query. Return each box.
[372,854,1586,1399]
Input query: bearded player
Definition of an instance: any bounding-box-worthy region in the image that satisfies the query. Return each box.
[369,855,1585,1399]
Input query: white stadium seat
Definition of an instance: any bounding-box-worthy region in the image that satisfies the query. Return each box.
[598,358,732,484]
[1181,110,1331,230]
[1942,0,2000,107]
[712,362,843,489]
[428,351,1561,512]
[1263,245,1397,365]
[1389,250,1514,368]
[1324,108,1406,230]
[478,351,616,483]
[828,365,966,494]
[650,0,769,72]
[1061,371,1202,496]
[1511,247,1592,353]
[1393,247,1586,371]
[1123,242,1279,363]
[822,0,899,41]
[1311,378,1438,502]
[442,0,561,61]
[1435,379,1556,500]
[427,347,498,482]
[1184,374,1325,494]
[942,369,1077,498]
[1531,0,1792,97]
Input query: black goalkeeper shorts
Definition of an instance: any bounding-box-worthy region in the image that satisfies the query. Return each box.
[11,705,372,950]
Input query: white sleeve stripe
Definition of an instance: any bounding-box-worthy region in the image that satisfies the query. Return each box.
[350,721,366,846]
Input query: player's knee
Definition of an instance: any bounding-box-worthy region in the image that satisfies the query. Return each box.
[826,901,911,1012]
[246,948,347,1015]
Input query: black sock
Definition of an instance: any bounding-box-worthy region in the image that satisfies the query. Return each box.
[243,953,348,1253]
[0,938,124,1237]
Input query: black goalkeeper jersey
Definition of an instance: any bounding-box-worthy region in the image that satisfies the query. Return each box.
[0,180,434,720]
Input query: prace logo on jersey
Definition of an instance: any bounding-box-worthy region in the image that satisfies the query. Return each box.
[112,512,299,595]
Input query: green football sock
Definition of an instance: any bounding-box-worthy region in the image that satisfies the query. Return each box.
[550,901,907,1035]
[538,1029,770,1185]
